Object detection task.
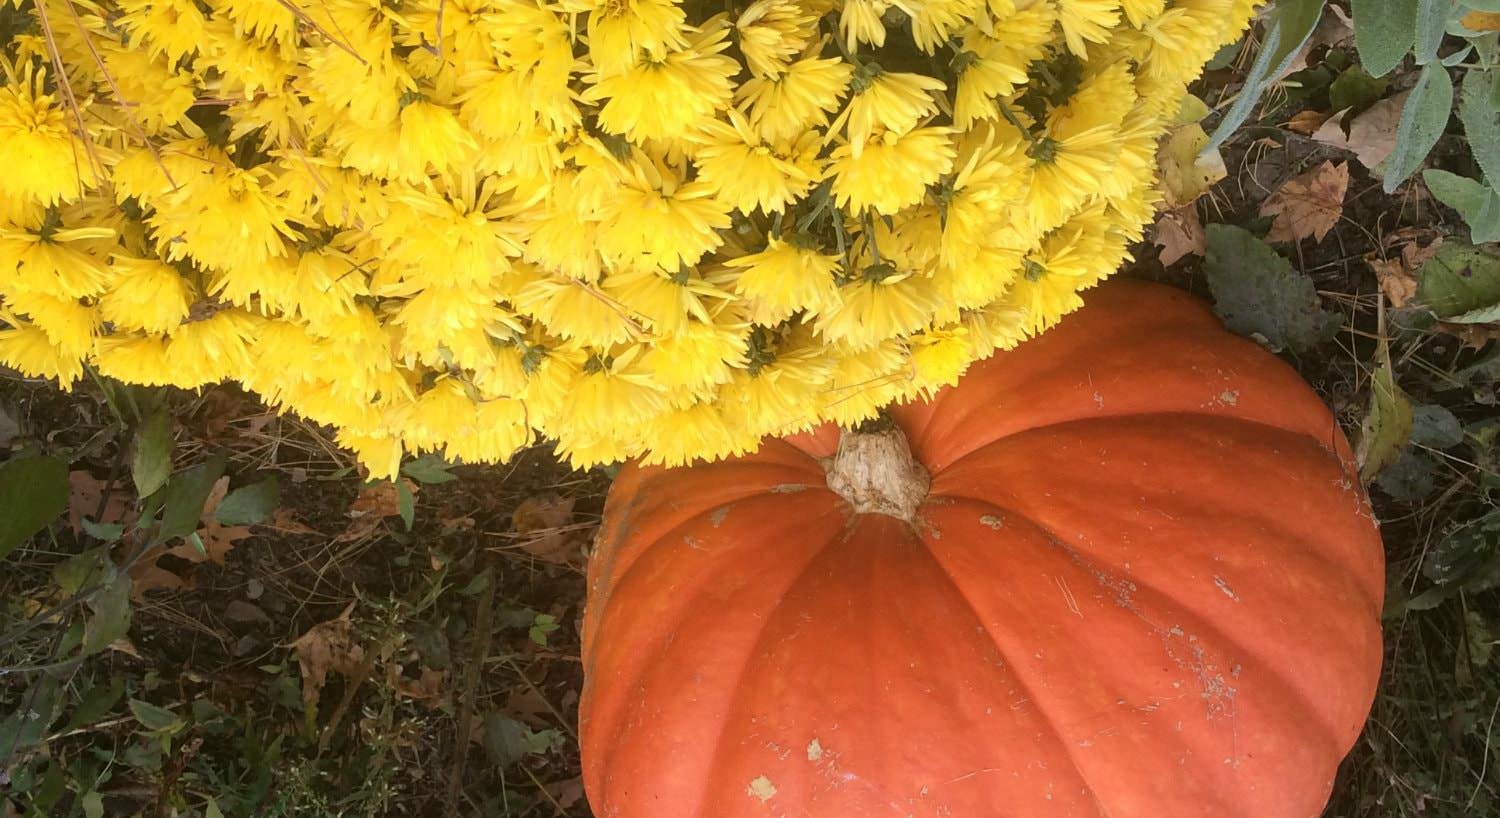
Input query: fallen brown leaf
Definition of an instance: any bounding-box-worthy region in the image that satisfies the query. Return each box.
[1368,255,1417,308]
[1262,161,1349,243]
[1438,322,1500,351]
[395,667,447,705]
[336,480,417,542]
[1287,109,1333,135]
[67,470,134,534]
[266,507,321,535]
[512,494,578,564]
[290,603,366,713]
[128,556,189,597]
[1313,94,1405,170]
[1153,207,1206,266]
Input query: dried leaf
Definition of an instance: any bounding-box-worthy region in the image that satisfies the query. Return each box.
[512,494,578,564]
[67,471,133,535]
[1313,93,1405,170]
[267,507,321,535]
[1368,254,1417,307]
[1262,161,1349,243]
[395,668,446,704]
[336,480,418,542]
[290,603,366,713]
[1287,109,1333,134]
[1153,207,1206,266]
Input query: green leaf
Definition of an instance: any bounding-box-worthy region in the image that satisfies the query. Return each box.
[154,454,226,543]
[1385,63,1455,192]
[1202,224,1341,353]
[1417,241,1500,317]
[1329,66,1390,114]
[1415,0,1454,63]
[1357,357,1415,483]
[131,410,172,499]
[0,455,68,561]
[1412,404,1465,448]
[214,476,279,525]
[80,791,105,818]
[127,699,183,734]
[63,678,126,734]
[53,547,112,596]
[1460,69,1500,187]
[80,518,125,542]
[82,572,132,656]
[401,454,458,485]
[1353,0,1418,76]
[204,797,226,818]
[396,480,415,531]
[529,613,559,646]
[0,676,63,754]
[1423,169,1500,242]
[1206,0,1328,151]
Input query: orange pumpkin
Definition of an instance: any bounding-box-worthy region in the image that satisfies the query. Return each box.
[579,280,1384,818]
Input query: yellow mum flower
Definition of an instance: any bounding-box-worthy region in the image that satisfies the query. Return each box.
[737,55,853,144]
[835,67,945,157]
[99,256,194,334]
[828,126,956,215]
[0,318,86,386]
[0,0,1260,470]
[584,18,737,141]
[724,238,841,325]
[0,64,96,206]
[692,112,820,214]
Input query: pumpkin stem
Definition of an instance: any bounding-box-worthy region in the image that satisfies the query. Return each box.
[824,427,931,522]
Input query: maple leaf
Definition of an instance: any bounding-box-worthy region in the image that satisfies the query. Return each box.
[1261,161,1349,243]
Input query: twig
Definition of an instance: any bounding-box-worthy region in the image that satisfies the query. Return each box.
[276,0,368,65]
[443,552,497,818]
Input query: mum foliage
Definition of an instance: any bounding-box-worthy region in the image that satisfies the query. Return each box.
[0,0,1258,475]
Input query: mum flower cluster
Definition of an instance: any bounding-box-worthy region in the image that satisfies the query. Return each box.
[0,0,1258,475]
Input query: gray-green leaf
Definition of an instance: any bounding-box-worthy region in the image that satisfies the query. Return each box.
[1415,0,1455,64]
[1202,224,1341,353]
[1423,169,1500,243]
[401,454,458,485]
[1460,69,1500,187]
[1353,0,1418,76]
[0,455,68,561]
[1385,63,1455,192]
[1206,0,1328,151]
